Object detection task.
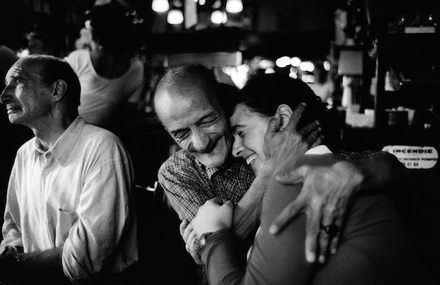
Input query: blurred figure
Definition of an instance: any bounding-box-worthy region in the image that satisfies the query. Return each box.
[309,61,335,107]
[74,27,93,51]
[26,30,54,55]
[65,1,146,136]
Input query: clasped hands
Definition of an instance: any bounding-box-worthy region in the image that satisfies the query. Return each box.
[181,103,363,265]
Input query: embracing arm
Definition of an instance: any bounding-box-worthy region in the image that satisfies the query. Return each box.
[270,150,406,263]
[348,150,406,193]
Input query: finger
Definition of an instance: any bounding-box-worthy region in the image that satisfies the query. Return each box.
[269,198,306,235]
[179,219,189,236]
[208,197,223,204]
[223,200,234,208]
[266,113,282,136]
[288,102,307,129]
[328,207,347,255]
[318,228,330,264]
[311,135,323,149]
[302,125,321,148]
[182,222,194,243]
[298,120,320,137]
[188,230,198,247]
[329,233,340,255]
[305,207,321,263]
[190,237,203,265]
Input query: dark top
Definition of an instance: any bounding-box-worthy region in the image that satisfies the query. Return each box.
[201,156,433,285]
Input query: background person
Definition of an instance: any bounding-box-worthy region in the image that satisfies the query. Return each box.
[65,1,146,137]
[0,55,138,284]
[309,60,334,107]
[191,73,430,285]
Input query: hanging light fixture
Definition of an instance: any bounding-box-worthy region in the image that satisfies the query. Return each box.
[211,10,227,24]
[167,9,184,24]
[225,0,243,13]
[152,0,169,12]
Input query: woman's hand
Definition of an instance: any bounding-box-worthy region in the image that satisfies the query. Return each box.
[192,197,234,237]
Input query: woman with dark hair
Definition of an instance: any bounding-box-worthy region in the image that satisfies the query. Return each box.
[65,1,145,135]
[190,73,431,285]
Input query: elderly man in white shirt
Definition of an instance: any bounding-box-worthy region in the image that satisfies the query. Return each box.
[0,55,137,284]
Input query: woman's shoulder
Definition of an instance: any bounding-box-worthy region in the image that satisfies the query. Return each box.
[65,49,91,71]
[66,49,90,60]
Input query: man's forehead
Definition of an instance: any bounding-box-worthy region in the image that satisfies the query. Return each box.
[7,60,43,80]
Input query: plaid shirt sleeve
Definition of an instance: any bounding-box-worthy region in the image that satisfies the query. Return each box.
[158,151,215,221]
[336,149,387,160]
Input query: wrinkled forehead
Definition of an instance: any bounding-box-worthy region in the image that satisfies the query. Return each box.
[6,59,44,82]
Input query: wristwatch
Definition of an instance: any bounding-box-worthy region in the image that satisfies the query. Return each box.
[199,232,214,252]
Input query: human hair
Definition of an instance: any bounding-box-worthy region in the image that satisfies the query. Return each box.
[26,30,54,55]
[20,55,81,117]
[89,1,138,54]
[236,73,343,151]
[154,64,230,119]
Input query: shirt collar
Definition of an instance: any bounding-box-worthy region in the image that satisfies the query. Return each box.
[195,156,236,180]
[305,144,332,155]
[33,117,85,166]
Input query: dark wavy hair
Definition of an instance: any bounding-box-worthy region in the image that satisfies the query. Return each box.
[89,1,138,54]
[235,73,343,152]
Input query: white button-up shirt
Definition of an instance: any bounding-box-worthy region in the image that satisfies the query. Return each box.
[1,117,138,282]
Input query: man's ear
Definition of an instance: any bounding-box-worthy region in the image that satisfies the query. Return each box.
[276,104,293,130]
[51,79,67,102]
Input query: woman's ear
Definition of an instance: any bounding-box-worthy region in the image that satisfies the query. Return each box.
[276,104,293,130]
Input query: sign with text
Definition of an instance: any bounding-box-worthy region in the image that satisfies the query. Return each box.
[383,145,438,169]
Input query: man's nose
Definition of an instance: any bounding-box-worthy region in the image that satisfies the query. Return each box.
[0,86,10,104]
[190,129,210,152]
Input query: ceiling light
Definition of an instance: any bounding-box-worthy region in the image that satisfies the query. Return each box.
[167,9,184,25]
[225,0,243,13]
[211,10,227,24]
[152,0,169,13]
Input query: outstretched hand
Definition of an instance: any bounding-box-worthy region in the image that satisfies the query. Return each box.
[269,160,363,264]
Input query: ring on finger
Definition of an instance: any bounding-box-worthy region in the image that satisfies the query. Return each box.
[320,224,339,236]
